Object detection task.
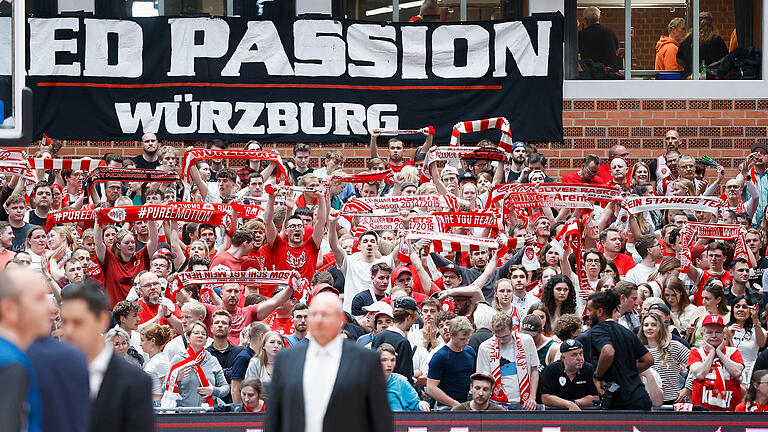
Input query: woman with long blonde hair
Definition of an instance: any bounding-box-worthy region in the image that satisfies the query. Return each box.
[244,330,285,385]
[638,313,690,404]
[677,11,728,78]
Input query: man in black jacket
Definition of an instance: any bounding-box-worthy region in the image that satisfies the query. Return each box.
[578,6,620,70]
[266,292,392,432]
[61,282,153,432]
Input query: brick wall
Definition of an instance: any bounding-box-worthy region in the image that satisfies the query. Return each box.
[30,99,768,183]
[578,0,735,70]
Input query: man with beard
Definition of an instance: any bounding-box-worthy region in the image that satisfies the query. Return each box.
[28,181,53,227]
[135,272,183,335]
[451,372,506,411]
[539,339,598,410]
[506,142,528,182]
[265,188,327,284]
[369,128,433,174]
[587,290,653,410]
[205,281,294,345]
[650,130,680,181]
[132,132,161,170]
[431,244,513,303]
[206,310,243,402]
[284,303,309,346]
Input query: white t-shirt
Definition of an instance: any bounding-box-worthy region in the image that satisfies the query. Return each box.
[340,252,394,313]
[143,352,171,395]
[476,333,539,403]
[624,262,658,286]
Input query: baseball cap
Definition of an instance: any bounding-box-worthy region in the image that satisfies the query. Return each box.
[701,314,726,328]
[520,314,543,336]
[470,371,495,385]
[751,143,767,153]
[401,182,417,191]
[374,304,395,322]
[559,339,584,353]
[440,166,458,179]
[458,171,477,183]
[272,284,292,296]
[648,303,671,316]
[393,296,419,312]
[312,283,339,297]
[511,141,527,151]
[363,301,390,314]
[391,266,412,283]
[691,244,707,262]
[439,263,461,276]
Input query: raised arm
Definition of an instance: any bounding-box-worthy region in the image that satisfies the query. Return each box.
[145,218,159,258]
[94,221,106,264]
[312,188,328,248]
[263,193,277,246]
[166,220,187,269]
[473,249,500,288]
[189,163,209,200]
[369,129,381,159]
[256,272,298,321]
[327,212,345,269]
[410,240,433,295]
[702,165,726,196]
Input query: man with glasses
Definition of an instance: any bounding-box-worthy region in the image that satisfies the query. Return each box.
[61,169,84,206]
[562,154,605,185]
[650,129,680,179]
[624,235,662,286]
[135,271,183,334]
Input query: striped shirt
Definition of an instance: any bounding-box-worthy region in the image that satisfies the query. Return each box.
[647,340,690,403]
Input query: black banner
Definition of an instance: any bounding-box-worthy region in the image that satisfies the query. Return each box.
[155,411,768,432]
[26,15,563,143]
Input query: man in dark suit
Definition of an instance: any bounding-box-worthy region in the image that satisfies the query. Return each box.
[60,282,154,432]
[266,292,393,432]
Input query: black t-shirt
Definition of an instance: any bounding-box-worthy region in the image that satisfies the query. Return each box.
[750,256,768,291]
[372,329,414,383]
[10,223,31,252]
[469,328,493,355]
[206,342,244,403]
[28,211,46,228]
[351,290,385,317]
[590,320,651,410]
[538,359,598,404]
[578,24,620,70]
[131,155,160,170]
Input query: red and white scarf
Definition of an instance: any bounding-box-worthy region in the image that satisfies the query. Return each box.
[45,208,95,230]
[410,210,502,232]
[96,205,230,228]
[181,149,288,186]
[342,195,460,215]
[450,117,514,152]
[27,157,104,172]
[551,219,592,301]
[84,167,181,198]
[162,346,215,408]
[486,183,621,211]
[421,146,507,181]
[623,195,722,215]
[170,201,263,220]
[405,229,499,253]
[680,223,754,271]
[488,334,530,403]
[326,170,393,185]
[174,270,295,288]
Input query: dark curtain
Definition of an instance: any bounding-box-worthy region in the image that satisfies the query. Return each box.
[733,0,754,48]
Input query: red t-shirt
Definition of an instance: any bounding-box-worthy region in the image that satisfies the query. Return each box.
[687,346,743,411]
[265,312,295,337]
[137,298,181,325]
[203,303,260,346]
[270,235,320,282]
[609,253,636,276]
[735,402,768,412]
[388,159,415,173]
[694,269,732,306]
[598,163,632,186]
[210,250,244,272]
[100,247,150,307]
[561,170,606,185]
[87,258,105,284]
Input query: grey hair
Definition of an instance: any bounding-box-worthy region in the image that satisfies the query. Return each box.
[473,303,496,330]
[584,7,600,24]
[668,17,685,33]
[104,326,130,343]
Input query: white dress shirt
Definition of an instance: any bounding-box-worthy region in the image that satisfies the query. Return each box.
[303,335,344,432]
[89,343,113,399]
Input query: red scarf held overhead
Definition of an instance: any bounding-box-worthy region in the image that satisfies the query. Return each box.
[85,167,181,198]
[169,201,263,220]
[45,208,95,230]
[165,346,215,407]
[96,205,230,228]
[326,170,393,185]
[181,149,289,186]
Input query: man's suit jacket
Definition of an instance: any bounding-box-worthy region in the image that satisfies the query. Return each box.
[91,354,154,432]
[266,339,393,432]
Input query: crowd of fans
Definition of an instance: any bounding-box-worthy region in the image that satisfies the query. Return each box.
[1,127,768,432]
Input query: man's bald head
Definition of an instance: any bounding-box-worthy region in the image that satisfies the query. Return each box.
[309,292,345,345]
[0,270,54,348]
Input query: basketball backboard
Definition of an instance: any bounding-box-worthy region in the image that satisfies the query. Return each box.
[0,0,32,145]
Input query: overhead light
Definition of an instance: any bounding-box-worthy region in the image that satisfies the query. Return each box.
[366,0,423,16]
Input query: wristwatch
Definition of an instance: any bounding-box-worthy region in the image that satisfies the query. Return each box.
[164,312,172,319]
